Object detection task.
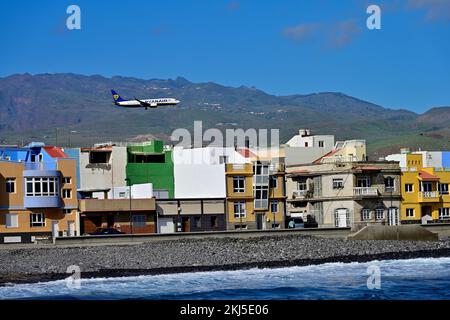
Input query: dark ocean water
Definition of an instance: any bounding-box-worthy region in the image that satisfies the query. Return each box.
[1,257,450,300]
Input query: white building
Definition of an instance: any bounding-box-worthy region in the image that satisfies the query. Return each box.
[66,143,127,198]
[284,129,335,166]
[173,146,249,198]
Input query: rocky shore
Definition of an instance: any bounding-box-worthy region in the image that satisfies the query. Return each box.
[1,234,450,285]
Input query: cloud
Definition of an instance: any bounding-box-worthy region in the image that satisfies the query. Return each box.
[226,1,240,11]
[282,20,362,48]
[406,0,450,22]
[282,23,321,43]
[327,19,363,48]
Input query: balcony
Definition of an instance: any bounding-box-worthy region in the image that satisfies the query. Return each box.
[353,187,379,197]
[418,191,440,202]
[293,190,307,198]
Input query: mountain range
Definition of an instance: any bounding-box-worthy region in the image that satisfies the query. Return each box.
[0,73,449,158]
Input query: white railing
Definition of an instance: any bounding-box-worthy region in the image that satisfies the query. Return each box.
[353,187,378,196]
[293,190,307,197]
[418,191,439,199]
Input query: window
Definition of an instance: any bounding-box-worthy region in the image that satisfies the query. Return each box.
[63,209,72,215]
[211,216,219,228]
[375,208,385,220]
[271,200,278,213]
[361,208,371,220]
[233,201,246,218]
[5,178,15,193]
[26,177,58,197]
[384,177,395,192]
[119,192,127,198]
[6,213,18,228]
[333,178,344,189]
[193,216,201,229]
[254,163,269,175]
[233,176,245,193]
[421,182,432,192]
[89,151,111,164]
[406,208,415,218]
[254,185,269,209]
[405,184,413,193]
[438,183,449,195]
[63,177,71,184]
[30,213,45,227]
[297,181,307,191]
[304,142,309,147]
[439,208,450,219]
[357,177,370,188]
[269,176,278,189]
[235,224,247,230]
[62,189,72,199]
[132,215,146,228]
[318,141,324,148]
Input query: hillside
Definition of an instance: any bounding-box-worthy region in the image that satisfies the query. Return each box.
[0,73,449,158]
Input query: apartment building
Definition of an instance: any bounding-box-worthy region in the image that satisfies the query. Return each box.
[155,146,248,233]
[65,143,127,198]
[0,143,78,243]
[386,149,450,224]
[226,159,286,230]
[286,140,401,230]
[126,140,174,199]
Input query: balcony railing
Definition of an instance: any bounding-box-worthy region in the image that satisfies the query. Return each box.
[354,187,379,196]
[418,191,439,200]
[293,190,307,197]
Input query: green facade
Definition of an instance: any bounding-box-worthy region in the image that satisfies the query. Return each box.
[126,140,174,198]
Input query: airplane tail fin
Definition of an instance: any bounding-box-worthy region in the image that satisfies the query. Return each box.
[111,89,125,102]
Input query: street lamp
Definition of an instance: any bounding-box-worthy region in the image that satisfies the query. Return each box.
[125,178,133,234]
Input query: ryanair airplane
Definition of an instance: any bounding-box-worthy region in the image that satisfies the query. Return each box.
[111,89,180,109]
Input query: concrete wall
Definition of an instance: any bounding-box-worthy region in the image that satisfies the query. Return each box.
[77,146,127,191]
[285,147,330,166]
[173,147,249,198]
[109,183,153,199]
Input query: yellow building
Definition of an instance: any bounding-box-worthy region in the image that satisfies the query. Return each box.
[225,159,286,230]
[0,144,78,243]
[400,153,450,223]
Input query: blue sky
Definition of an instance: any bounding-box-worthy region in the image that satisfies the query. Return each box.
[0,0,449,113]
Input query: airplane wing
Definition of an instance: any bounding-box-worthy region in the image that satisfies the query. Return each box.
[134,97,157,108]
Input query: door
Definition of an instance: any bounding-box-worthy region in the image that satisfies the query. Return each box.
[256,214,263,230]
[336,209,348,227]
[51,221,59,238]
[67,221,75,236]
[388,208,399,226]
[182,217,190,232]
[357,177,370,188]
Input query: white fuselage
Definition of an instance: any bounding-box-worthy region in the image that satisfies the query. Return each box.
[116,98,180,107]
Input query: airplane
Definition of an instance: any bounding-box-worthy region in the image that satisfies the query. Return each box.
[111,89,180,109]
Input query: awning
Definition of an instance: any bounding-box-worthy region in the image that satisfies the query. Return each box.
[418,170,440,181]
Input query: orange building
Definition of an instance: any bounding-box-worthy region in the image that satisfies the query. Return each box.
[0,143,78,243]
